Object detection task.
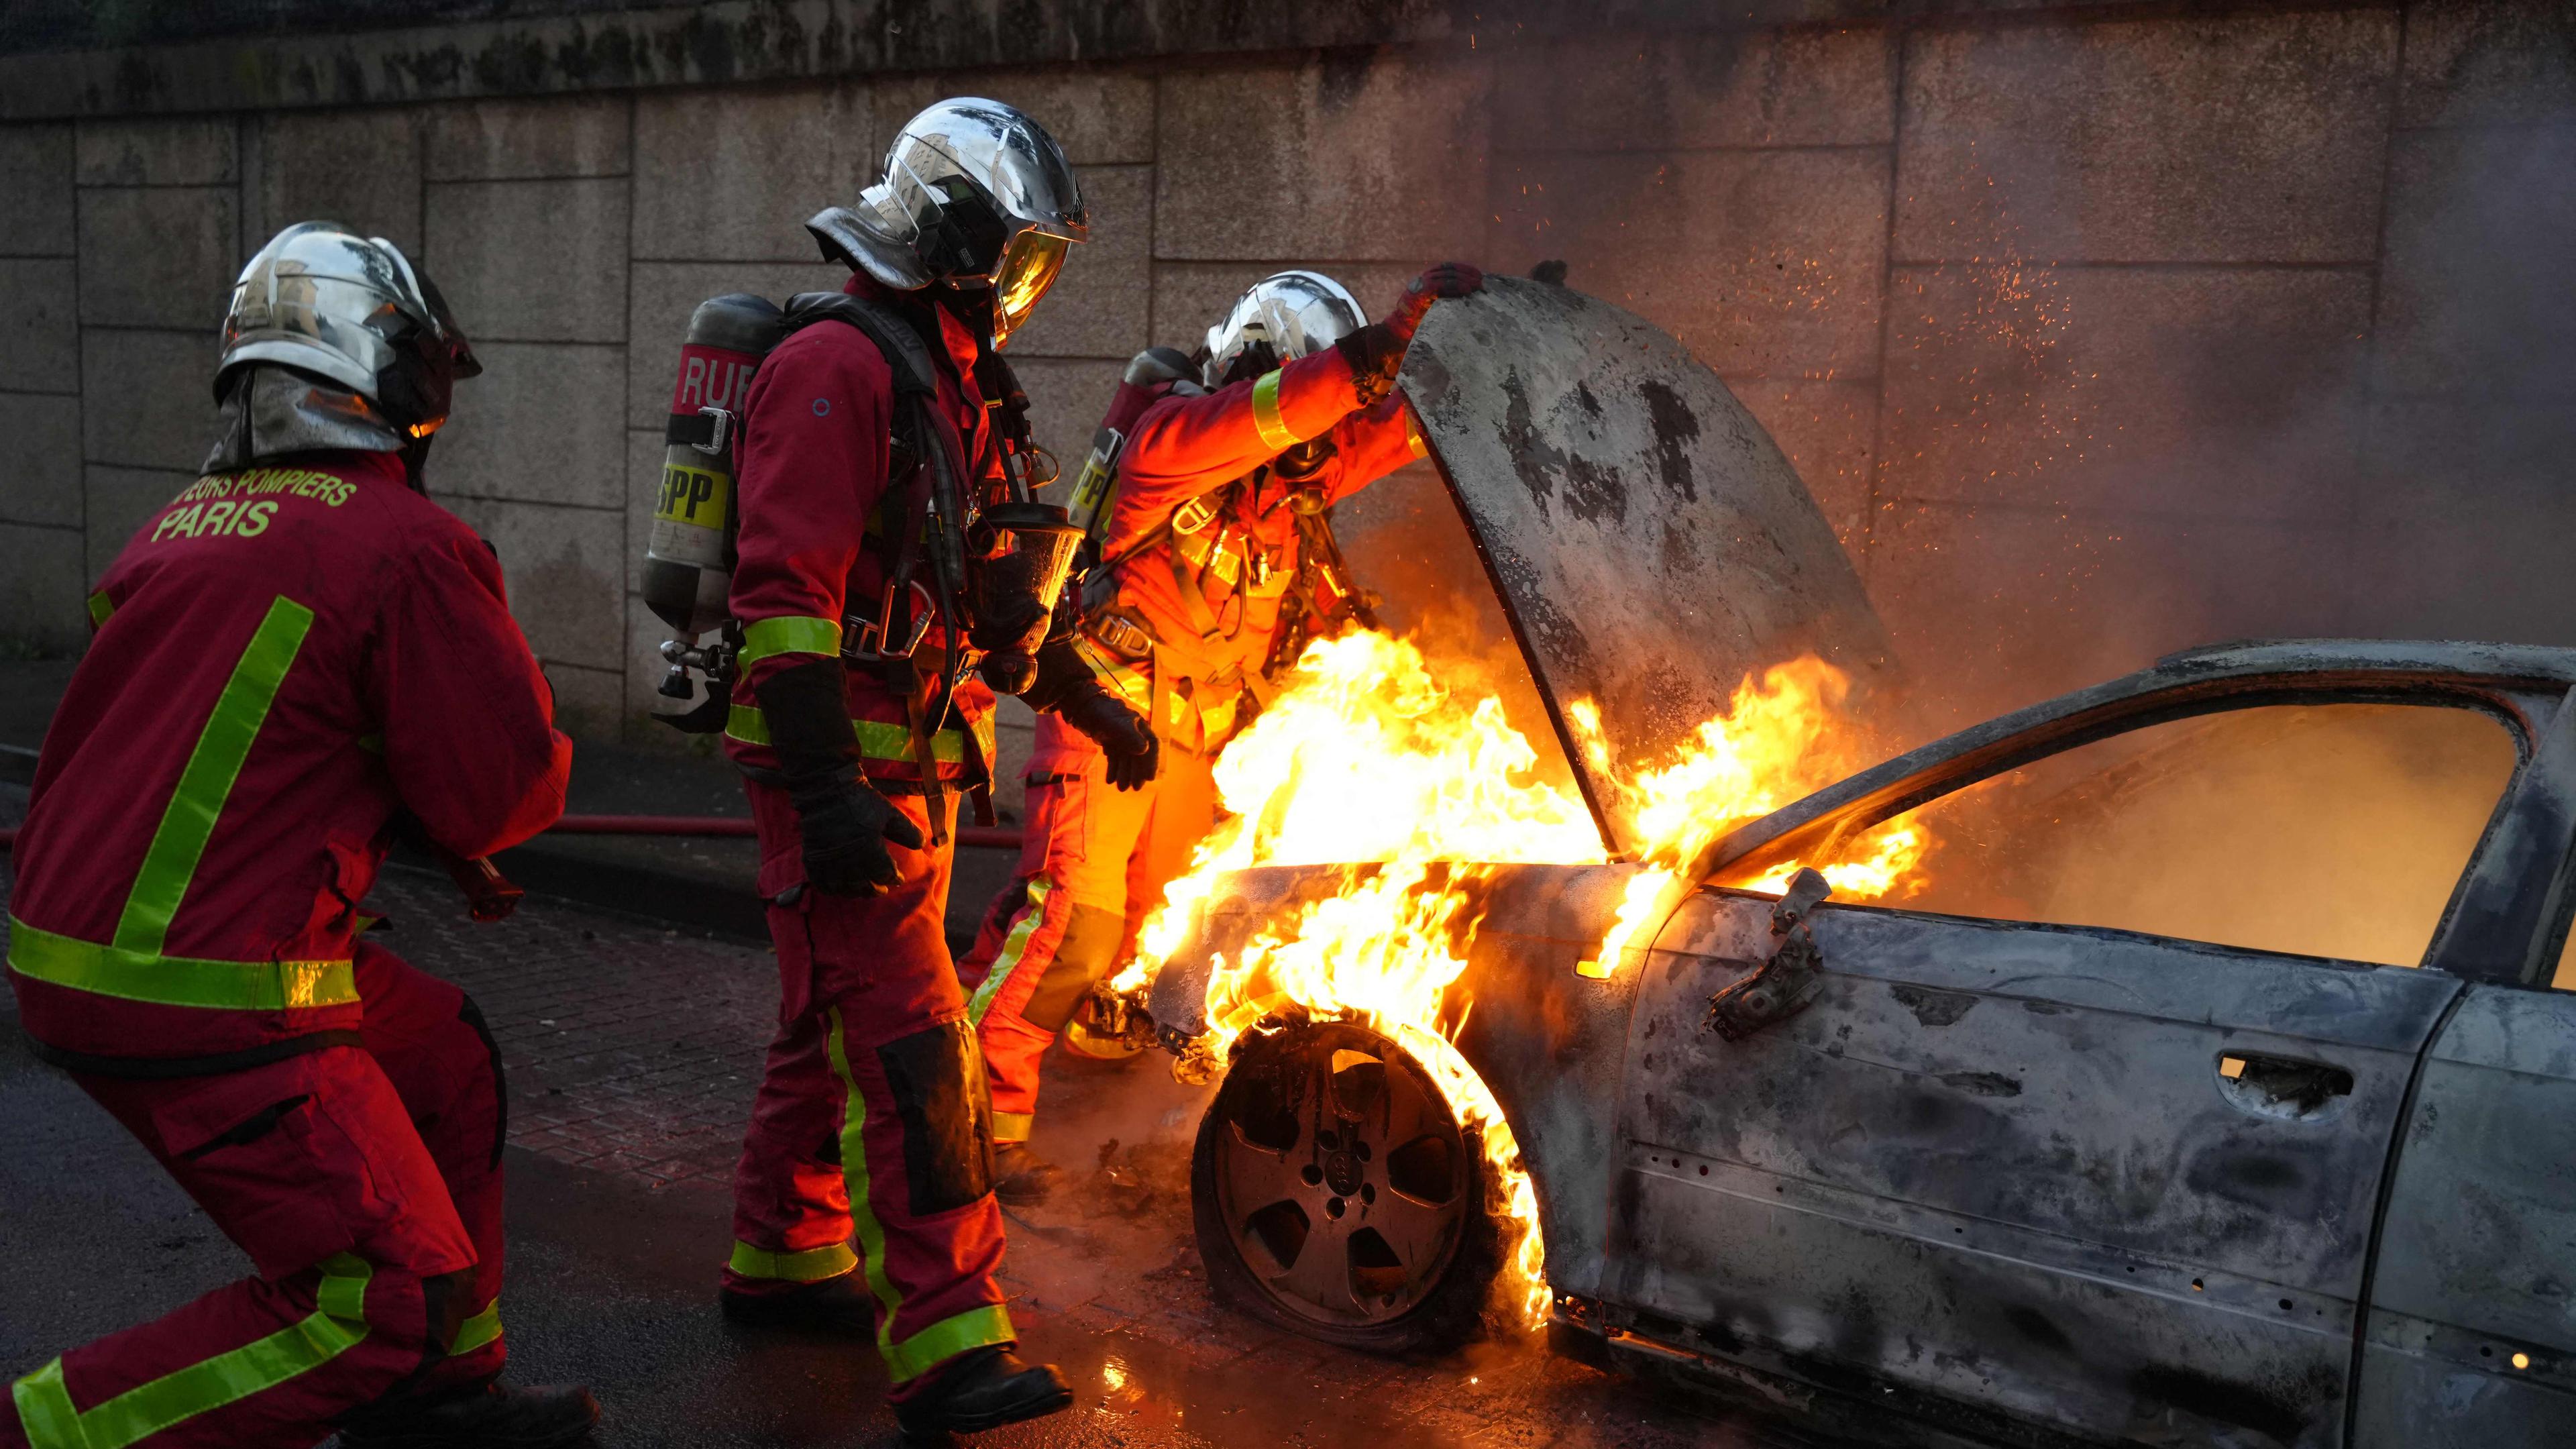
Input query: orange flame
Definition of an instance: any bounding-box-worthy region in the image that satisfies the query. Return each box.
[1122,633,1923,1331]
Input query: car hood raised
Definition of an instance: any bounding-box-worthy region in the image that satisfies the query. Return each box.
[1397,277,1897,857]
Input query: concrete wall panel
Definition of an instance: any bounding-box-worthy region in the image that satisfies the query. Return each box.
[0,521,87,656]
[82,464,188,580]
[260,107,423,251]
[435,341,629,509]
[1492,27,1894,151]
[1878,264,2373,523]
[1004,163,1150,360]
[2350,396,2576,642]
[1155,53,1488,261]
[1896,11,2397,264]
[2375,123,2576,400]
[871,68,1155,165]
[625,259,845,428]
[438,494,625,672]
[2399,0,2576,129]
[0,392,86,529]
[631,82,871,262]
[424,177,629,344]
[546,660,625,741]
[0,259,80,393]
[1490,148,1887,379]
[624,426,661,596]
[74,116,234,186]
[427,95,631,180]
[75,187,238,329]
[0,124,75,257]
[78,329,213,472]
[1006,355,1123,482]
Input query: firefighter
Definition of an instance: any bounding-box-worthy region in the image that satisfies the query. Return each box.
[960,265,1484,1203]
[1,223,593,1448]
[712,99,1142,1437]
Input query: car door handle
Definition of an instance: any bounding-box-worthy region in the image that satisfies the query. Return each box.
[2216,1053,2354,1122]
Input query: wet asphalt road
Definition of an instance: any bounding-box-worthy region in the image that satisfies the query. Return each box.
[0,777,1805,1448]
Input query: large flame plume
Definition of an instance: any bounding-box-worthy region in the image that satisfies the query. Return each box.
[1122,631,1924,1330]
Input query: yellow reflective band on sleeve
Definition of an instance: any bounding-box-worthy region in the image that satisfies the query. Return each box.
[1404,406,1430,458]
[740,616,843,667]
[724,706,970,765]
[885,1303,1016,1385]
[1250,369,1297,451]
[728,1241,859,1284]
[116,595,315,961]
[991,1112,1035,1145]
[7,916,358,1012]
[87,591,114,628]
[12,1256,372,1449]
[966,878,1053,1028]
[448,1299,502,1356]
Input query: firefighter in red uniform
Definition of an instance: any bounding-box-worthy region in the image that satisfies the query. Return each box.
[960,266,1483,1201]
[711,99,1144,1438]
[2,223,595,1448]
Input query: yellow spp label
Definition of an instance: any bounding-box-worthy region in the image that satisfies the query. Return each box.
[657,463,730,527]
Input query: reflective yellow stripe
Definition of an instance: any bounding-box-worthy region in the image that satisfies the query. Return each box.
[966,878,1053,1028]
[991,1112,1034,1144]
[723,706,969,763]
[448,1299,502,1356]
[727,1241,858,1284]
[7,916,358,1012]
[885,1303,1016,1384]
[87,591,113,628]
[740,615,842,667]
[1403,405,1429,458]
[116,596,315,960]
[13,1256,371,1449]
[1250,368,1297,451]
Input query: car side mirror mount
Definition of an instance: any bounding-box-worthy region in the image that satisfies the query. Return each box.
[1707,867,1832,1041]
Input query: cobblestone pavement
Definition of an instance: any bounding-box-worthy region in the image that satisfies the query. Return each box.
[2,780,1803,1447]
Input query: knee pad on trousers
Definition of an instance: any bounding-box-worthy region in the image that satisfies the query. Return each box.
[453,992,508,1169]
[876,1022,995,1214]
[1022,902,1126,1033]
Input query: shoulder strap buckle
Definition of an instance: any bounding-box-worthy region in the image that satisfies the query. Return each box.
[1171,494,1217,537]
[692,405,733,457]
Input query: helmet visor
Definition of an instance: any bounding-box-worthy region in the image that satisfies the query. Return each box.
[991,229,1069,347]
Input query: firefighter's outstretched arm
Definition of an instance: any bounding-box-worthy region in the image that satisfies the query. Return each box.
[731,331,923,894]
[370,525,573,859]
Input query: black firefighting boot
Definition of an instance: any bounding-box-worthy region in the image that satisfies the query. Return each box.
[337,1380,600,1449]
[894,1347,1073,1438]
[992,1141,1061,1208]
[718,1269,875,1335]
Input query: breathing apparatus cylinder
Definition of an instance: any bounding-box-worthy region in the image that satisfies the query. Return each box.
[644,294,783,639]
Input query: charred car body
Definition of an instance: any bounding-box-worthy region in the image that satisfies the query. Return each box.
[1138,280,2576,1447]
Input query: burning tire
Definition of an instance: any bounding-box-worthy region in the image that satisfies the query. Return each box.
[1190,1018,1503,1354]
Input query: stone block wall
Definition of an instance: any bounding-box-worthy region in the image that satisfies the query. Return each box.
[1,1,2570,745]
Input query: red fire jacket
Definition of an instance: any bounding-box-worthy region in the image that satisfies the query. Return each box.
[7,449,571,1065]
[723,275,1000,787]
[1086,346,1422,738]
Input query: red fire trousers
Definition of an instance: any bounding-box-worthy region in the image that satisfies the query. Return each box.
[3,943,506,1449]
[724,786,1015,1390]
[960,714,1219,1142]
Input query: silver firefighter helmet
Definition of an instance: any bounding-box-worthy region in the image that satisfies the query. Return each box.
[807,97,1087,345]
[214,221,481,434]
[1203,270,1365,389]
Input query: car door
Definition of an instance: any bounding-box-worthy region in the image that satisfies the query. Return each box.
[1599,698,2519,1448]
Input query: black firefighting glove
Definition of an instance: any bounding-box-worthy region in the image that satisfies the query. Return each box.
[1024,640,1160,792]
[1384,262,1485,341]
[762,658,924,896]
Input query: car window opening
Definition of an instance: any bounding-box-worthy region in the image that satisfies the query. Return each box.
[1756,703,2520,971]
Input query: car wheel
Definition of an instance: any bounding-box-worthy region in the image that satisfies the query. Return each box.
[1191,1018,1503,1355]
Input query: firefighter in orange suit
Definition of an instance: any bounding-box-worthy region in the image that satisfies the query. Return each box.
[1,223,596,1448]
[959,265,1484,1203]
[711,99,1150,1438]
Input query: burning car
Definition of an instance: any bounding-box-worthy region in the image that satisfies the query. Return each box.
[1114,279,2576,1447]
